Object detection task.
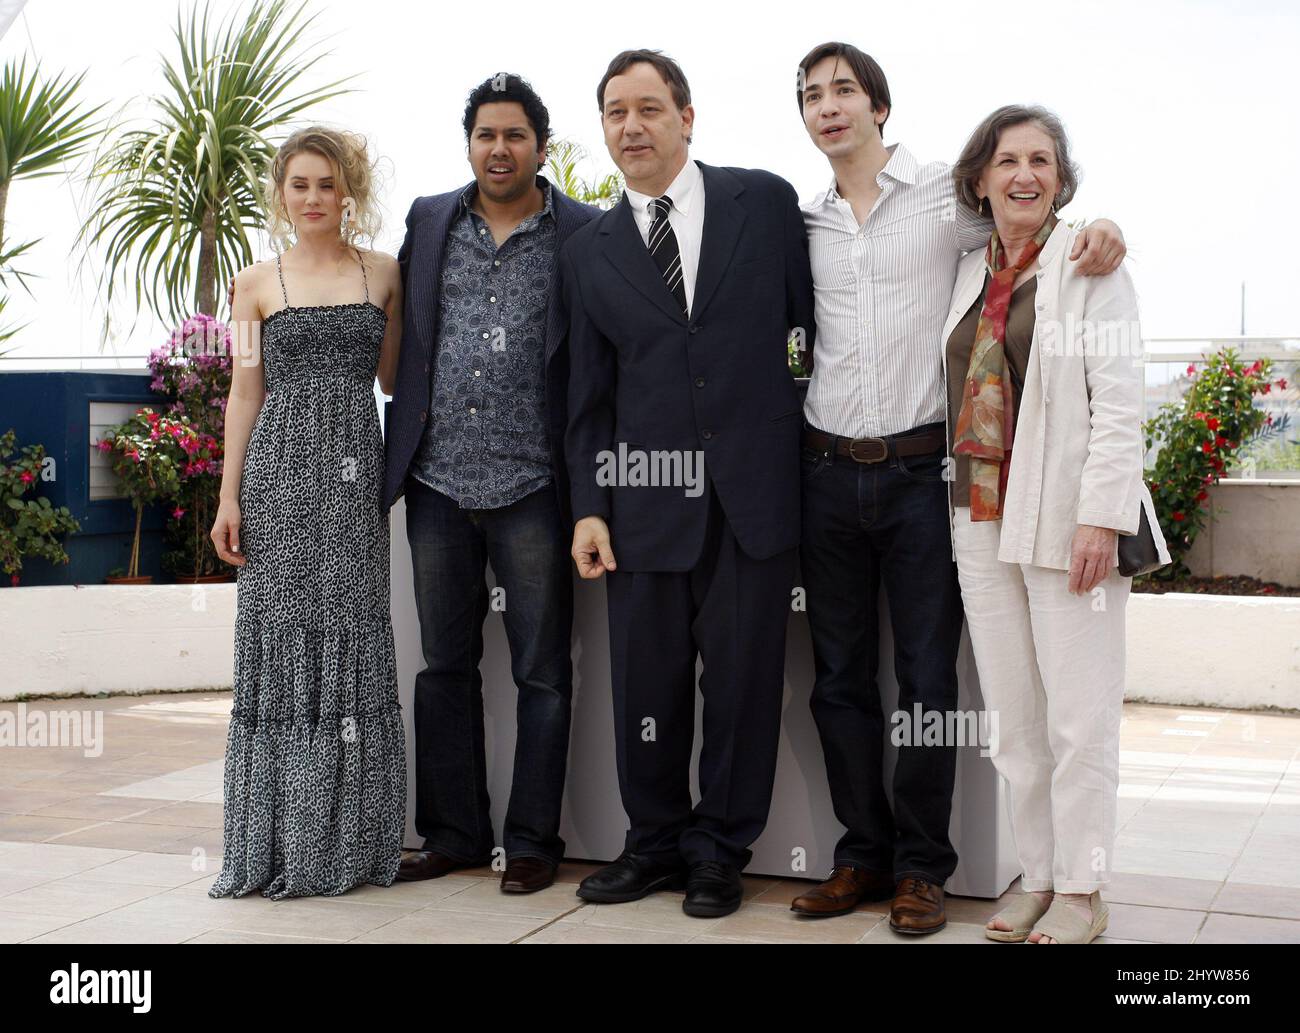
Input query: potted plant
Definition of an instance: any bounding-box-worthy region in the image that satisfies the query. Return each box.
[96,408,194,584]
[148,314,232,582]
[1142,347,1285,581]
[0,430,80,586]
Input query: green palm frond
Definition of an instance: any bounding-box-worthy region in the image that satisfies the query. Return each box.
[545,137,623,209]
[78,0,356,324]
[0,296,26,354]
[0,56,105,185]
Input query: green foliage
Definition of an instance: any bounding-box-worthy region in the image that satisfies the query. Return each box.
[78,0,353,324]
[1143,348,1282,578]
[546,138,623,208]
[0,430,81,585]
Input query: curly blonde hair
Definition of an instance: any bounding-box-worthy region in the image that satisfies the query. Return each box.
[264,126,382,251]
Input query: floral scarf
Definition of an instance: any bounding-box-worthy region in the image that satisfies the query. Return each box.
[952,215,1056,520]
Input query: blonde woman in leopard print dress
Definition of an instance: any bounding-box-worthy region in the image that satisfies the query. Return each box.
[209,128,406,899]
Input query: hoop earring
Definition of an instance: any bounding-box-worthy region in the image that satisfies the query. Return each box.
[978,196,988,218]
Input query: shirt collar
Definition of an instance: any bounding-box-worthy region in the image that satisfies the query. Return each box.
[459,176,555,226]
[814,142,920,208]
[624,157,703,218]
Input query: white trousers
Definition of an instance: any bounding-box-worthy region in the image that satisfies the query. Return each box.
[952,507,1129,893]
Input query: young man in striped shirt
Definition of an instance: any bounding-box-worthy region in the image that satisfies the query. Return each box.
[787,41,1126,933]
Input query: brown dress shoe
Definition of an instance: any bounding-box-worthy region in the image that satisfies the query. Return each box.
[501,856,557,894]
[396,850,470,882]
[791,866,896,917]
[889,875,947,934]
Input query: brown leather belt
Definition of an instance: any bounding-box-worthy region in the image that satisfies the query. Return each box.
[802,424,947,464]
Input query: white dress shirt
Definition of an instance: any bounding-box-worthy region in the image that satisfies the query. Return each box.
[802,143,992,439]
[624,156,706,317]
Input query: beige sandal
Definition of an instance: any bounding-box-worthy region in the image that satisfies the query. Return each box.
[1029,891,1108,944]
[985,891,1053,942]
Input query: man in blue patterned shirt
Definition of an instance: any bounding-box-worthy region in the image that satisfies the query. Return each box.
[383,74,598,894]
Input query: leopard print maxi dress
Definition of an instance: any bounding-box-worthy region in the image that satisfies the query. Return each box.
[209,250,406,900]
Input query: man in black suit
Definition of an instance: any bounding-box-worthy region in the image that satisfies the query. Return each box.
[383,75,597,894]
[561,50,815,917]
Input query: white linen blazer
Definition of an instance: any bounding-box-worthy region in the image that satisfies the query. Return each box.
[940,221,1171,571]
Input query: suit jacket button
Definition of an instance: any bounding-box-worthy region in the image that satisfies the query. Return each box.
[695,378,705,388]
[702,430,713,440]
[689,325,699,334]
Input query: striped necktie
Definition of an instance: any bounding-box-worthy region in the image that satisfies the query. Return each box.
[647,195,688,315]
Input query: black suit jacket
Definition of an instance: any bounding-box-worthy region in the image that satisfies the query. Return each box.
[382,178,598,524]
[560,161,815,571]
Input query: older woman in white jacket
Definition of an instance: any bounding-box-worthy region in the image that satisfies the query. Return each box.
[941,105,1169,944]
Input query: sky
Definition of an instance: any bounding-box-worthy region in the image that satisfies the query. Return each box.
[1,0,1298,367]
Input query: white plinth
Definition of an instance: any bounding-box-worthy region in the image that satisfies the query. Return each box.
[389,498,1020,898]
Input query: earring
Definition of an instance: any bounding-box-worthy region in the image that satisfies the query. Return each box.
[978,196,988,217]
[340,196,356,238]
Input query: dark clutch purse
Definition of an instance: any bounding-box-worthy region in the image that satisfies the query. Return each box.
[1118,504,1163,577]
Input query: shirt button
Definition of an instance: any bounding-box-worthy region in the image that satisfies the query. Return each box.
[469,407,477,415]
[493,260,500,267]
[481,332,489,339]
[473,370,481,377]
[479,228,486,235]
[489,296,497,303]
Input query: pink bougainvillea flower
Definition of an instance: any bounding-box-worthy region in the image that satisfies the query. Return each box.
[1201,441,1214,453]
[20,471,34,483]
[1206,417,1220,430]
[1172,511,1186,522]
[1279,378,1289,390]
[1186,364,1196,376]
[10,574,18,586]
[172,507,186,519]
[1215,435,1227,447]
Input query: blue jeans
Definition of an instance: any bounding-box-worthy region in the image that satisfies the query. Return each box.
[799,422,962,883]
[405,477,573,865]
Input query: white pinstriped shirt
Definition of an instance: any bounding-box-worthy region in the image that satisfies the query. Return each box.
[802,143,992,439]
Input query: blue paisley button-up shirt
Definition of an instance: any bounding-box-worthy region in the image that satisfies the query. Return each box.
[412,180,556,509]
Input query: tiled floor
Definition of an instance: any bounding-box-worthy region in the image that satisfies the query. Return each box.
[1,695,1297,943]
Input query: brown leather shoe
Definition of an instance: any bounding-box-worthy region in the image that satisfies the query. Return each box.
[791,866,896,917]
[501,856,557,894]
[889,875,947,934]
[396,850,471,882]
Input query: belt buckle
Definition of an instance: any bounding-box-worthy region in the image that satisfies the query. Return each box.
[848,436,888,463]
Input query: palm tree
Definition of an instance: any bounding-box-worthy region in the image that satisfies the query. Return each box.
[78,0,354,325]
[0,56,102,351]
[546,138,623,208]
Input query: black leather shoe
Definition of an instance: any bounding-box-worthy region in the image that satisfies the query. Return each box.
[576,853,686,903]
[501,856,557,894]
[396,850,478,882]
[683,861,743,918]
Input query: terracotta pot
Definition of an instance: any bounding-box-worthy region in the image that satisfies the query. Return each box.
[105,575,153,585]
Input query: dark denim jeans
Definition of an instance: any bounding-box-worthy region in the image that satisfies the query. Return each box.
[405,477,573,866]
[800,421,963,884]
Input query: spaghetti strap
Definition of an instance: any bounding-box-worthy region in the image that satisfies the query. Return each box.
[354,246,370,303]
[275,252,289,306]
